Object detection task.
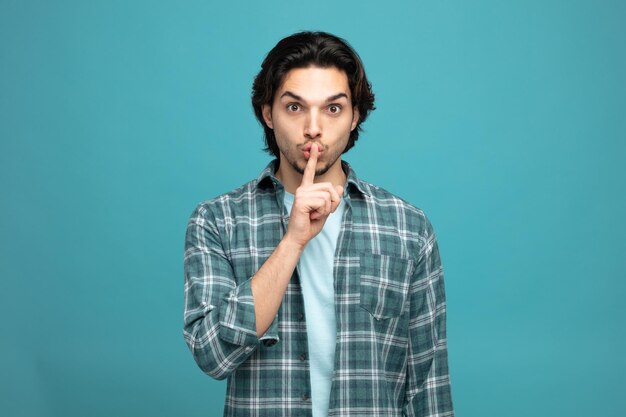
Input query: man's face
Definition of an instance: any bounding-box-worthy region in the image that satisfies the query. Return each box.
[262,66,359,178]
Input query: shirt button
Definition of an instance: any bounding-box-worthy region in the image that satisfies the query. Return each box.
[263,339,277,347]
[299,353,307,361]
[298,313,304,321]
[302,393,310,401]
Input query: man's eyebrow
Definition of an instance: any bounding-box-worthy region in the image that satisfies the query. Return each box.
[279,91,349,102]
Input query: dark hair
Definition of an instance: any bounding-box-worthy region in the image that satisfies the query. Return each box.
[251,31,376,158]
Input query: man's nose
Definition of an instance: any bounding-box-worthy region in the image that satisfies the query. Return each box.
[304,109,321,139]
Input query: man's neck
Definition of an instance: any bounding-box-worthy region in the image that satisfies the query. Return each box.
[276,158,347,194]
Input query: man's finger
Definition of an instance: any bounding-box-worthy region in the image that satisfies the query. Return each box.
[307,182,341,204]
[301,143,319,186]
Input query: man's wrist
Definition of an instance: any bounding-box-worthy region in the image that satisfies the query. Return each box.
[280,234,307,254]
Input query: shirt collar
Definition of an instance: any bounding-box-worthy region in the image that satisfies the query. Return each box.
[256,158,370,197]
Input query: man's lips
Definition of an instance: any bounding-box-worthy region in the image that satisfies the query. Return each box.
[302,143,323,158]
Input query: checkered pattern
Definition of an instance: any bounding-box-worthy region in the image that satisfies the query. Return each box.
[183,159,454,417]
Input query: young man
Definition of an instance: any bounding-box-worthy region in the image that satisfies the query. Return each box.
[183,31,454,417]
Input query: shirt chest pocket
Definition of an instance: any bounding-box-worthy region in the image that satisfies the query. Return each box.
[359,252,415,319]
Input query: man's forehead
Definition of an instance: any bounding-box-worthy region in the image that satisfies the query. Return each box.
[275,66,350,100]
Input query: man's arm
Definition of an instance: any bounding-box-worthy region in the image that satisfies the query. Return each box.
[183,204,279,380]
[183,144,342,380]
[250,143,342,336]
[403,218,454,417]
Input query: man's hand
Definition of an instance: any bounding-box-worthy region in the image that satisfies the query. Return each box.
[284,144,344,249]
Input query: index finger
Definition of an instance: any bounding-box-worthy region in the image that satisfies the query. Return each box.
[301,143,319,186]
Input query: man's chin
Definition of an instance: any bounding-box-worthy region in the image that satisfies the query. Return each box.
[294,163,327,177]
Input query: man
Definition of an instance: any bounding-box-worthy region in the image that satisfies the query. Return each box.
[183,31,454,417]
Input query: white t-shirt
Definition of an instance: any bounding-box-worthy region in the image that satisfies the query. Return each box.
[283,189,346,417]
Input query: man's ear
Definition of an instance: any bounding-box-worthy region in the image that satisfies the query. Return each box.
[350,106,360,131]
[262,104,273,129]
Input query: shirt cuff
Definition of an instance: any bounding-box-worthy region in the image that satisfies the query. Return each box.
[218,276,280,347]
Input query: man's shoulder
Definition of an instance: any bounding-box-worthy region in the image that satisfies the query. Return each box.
[354,178,439,260]
[189,176,268,219]
[358,178,429,221]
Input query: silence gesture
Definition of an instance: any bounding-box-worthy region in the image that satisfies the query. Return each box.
[284,143,344,249]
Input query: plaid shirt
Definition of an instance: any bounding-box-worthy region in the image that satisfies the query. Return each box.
[183,159,454,417]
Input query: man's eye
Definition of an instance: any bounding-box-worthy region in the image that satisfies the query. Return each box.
[328,105,342,114]
[287,104,300,112]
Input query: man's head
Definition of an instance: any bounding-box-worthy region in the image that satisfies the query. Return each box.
[252,31,376,167]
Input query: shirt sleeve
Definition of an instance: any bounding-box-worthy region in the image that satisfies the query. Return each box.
[403,216,454,417]
[183,202,280,380]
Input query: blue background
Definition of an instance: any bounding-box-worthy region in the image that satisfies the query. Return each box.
[1,1,624,416]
